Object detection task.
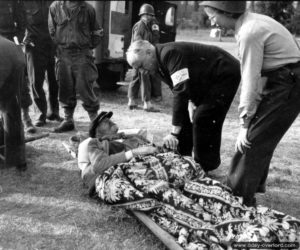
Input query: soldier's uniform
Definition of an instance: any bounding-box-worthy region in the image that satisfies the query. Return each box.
[128,4,161,110]
[0,1,25,41]
[23,0,60,126]
[0,0,36,133]
[48,1,102,132]
[156,42,240,171]
[128,19,160,107]
[0,36,27,170]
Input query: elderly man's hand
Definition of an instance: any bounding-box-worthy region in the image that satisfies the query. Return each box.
[163,134,179,151]
[132,146,157,157]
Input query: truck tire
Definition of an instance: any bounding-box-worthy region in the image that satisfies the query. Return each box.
[96,63,121,91]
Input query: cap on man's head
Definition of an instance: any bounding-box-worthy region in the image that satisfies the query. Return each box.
[89,111,113,138]
[200,1,246,14]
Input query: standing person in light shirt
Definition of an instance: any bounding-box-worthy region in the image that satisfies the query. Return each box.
[201,1,300,206]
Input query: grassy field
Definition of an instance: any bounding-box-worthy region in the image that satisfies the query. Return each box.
[0,29,299,250]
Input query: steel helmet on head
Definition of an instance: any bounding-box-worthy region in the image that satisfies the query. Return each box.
[139,3,155,16]
[200,1,246,14]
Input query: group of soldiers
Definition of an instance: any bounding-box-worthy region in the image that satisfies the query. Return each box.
[0,1,102,170]
[0,1,300,207]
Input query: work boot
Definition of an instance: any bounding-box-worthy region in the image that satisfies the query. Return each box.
[34,114,46,127]
[128,98,138,110]
[143,101,160,112]
[88,111,98,121]
[22,108,36,133]
[47,113,63,122]
[53,109,75,133]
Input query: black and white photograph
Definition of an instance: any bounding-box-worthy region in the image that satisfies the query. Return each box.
[0,1,299,249]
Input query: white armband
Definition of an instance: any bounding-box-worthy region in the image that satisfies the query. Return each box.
[171,68,189,87]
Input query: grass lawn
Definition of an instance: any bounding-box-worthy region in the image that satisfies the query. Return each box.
[0,28,299,250]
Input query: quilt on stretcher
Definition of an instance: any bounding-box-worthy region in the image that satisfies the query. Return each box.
[93,152,300,250]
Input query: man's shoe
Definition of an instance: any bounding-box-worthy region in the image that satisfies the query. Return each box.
[152,96,162,102]
[34,118,46,127]
[128,105,138,110]
[16,163,27,172]
[143,107,160,112]
[53,120,75,133]
[24,120,36,133]
[47,113,63,122]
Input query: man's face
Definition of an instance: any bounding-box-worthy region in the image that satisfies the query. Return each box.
[204,7,230,29]
[132,51,157,75]
[96,118,119,137]
[141,14,154,23]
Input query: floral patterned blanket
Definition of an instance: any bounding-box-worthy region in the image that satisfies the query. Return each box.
[94,152,300,249]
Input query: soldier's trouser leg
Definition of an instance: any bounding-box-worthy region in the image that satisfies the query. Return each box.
[73,53,99,117]
[227,65,300,206]
[55,53,77,112]
[20,68,33,110]
[46,54,59,116]
[127,69,140,104]
[53,51,76,132]
[140,71,151,103]
[3,97,26,168]
[2,67,26,169]
[26,46,48,119]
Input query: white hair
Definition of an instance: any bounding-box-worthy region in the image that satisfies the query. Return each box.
[126,40,154,67]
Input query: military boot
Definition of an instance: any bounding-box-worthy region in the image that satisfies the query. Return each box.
[53,108,75,133]
[22,108,36,133]
[88,111,98,121]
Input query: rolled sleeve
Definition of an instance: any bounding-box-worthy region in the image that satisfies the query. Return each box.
[237,32,265,127]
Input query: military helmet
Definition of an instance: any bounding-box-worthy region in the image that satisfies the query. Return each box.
[200,1,246,14]
[139,3,155,16]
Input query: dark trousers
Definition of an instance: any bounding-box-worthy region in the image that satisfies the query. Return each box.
[20,67,33,110]
[55,48,99,113]
[227,64,300,206]
[178,73,240,172]
[0,63,26,167]
[26,45,59,118]
[151,75,162,98]
[128,69,151,102]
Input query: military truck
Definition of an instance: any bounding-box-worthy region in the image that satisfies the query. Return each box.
[87,1,177,90]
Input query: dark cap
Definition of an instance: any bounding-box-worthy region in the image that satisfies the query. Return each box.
[89,111,113,138]
[200,1,246,14]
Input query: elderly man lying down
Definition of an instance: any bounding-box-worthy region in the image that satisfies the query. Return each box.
[77,111,300,249]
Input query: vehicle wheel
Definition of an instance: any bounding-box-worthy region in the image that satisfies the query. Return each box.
[96,64,121,91]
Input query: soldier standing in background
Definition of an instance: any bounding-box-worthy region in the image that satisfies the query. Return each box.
[0,0,36,134]
[127,4,161,112]
[48,1,102,133]
[23,0,62,127]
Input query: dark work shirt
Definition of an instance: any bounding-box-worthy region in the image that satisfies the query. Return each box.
[131,19,159,45]
[23,0,53,48]
[0,1,26,42]
[155,42,240,126]
[48,1,101,50]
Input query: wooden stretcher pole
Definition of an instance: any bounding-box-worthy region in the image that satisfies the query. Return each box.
[25,133,49,143]
[131,211,184,250]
